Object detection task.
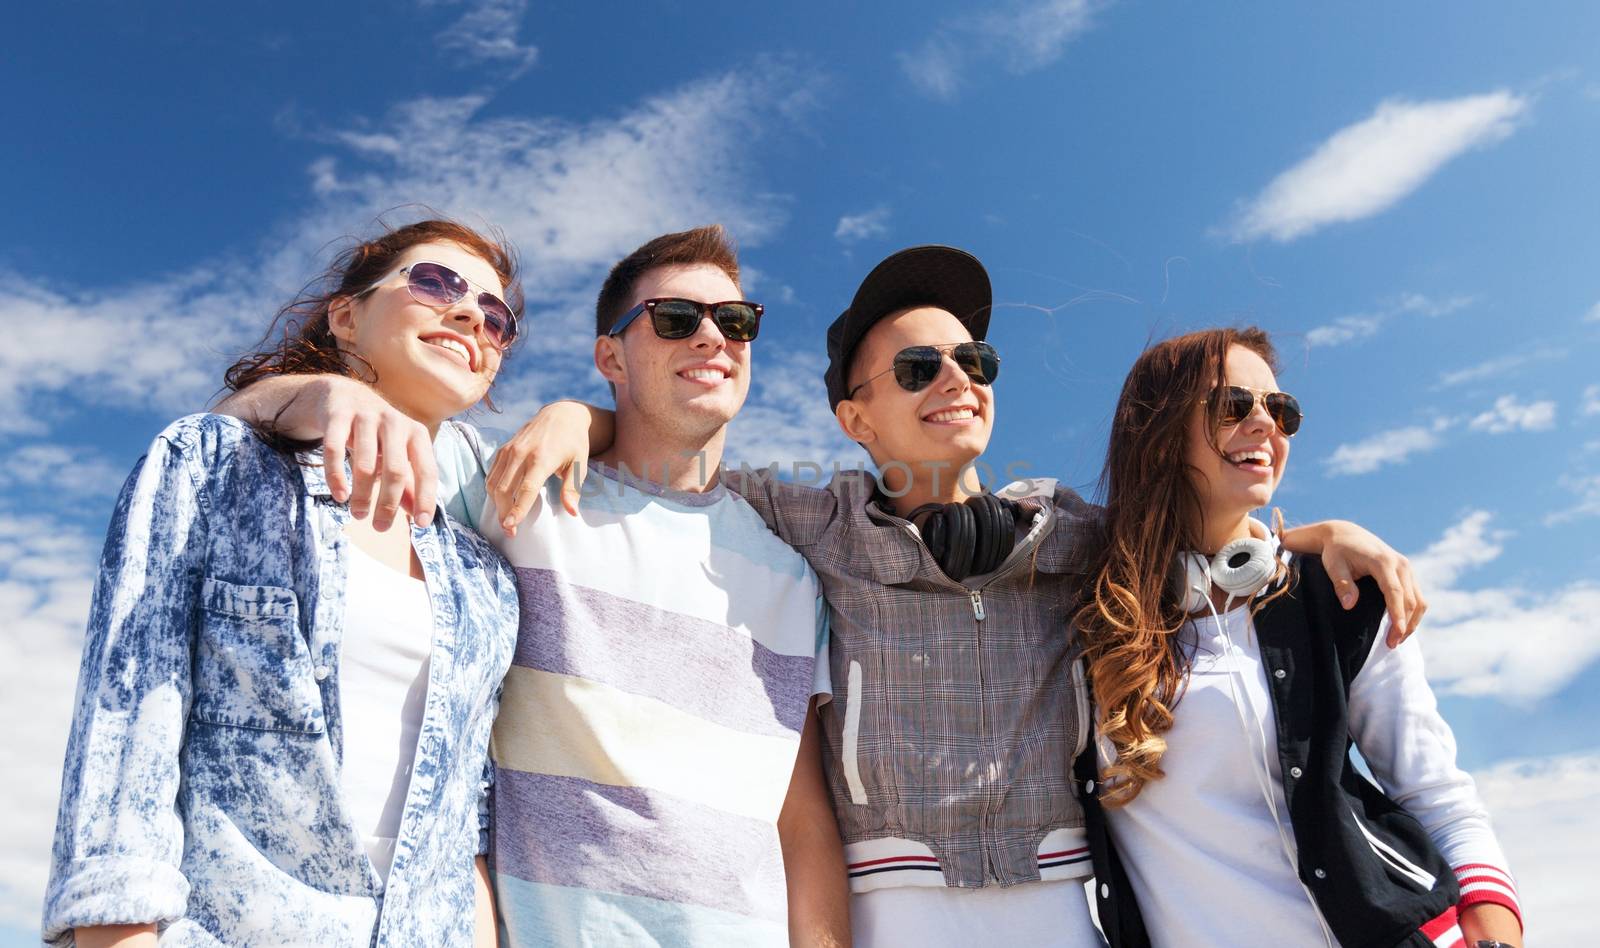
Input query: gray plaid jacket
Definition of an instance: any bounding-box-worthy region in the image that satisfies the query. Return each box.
[728,469,1101,890]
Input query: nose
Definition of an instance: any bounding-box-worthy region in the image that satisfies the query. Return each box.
[687,314,727,352]
[1241,394,1275,435]
[445,293,488,338]
[936,351,972,394]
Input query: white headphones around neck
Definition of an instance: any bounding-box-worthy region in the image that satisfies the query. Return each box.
[1174,517,1280,613]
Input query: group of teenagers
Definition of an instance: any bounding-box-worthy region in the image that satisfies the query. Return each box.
[42,218,1525,947]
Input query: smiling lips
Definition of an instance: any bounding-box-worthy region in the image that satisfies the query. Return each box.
[679,365,731,384]
[924,405,978,424]
[1224,448,1274,475]
[422,333,478,372]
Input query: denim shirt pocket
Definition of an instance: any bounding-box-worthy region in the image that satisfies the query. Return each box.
[194,576,326,734]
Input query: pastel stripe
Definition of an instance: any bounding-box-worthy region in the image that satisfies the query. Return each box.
[511,567,813,736]
[491,489,819,655]
[492,769,787,921]
[491,666,800,822]
[495,873,787,948]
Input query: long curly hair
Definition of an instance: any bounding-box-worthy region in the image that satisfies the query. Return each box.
[1073,326,1288,807]
[223,218,522,405]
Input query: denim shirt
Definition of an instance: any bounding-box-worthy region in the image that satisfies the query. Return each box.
[42,414,519,946]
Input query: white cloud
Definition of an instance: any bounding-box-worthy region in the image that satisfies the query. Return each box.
[1585,301,1600,323]
[1468,394,1557,433]
[0,443,128,497]
[0,510,100,929]
[1306,292,1474,347]
[1229,91,1528,242]
[1411,511,1600,702]
[1469,752,1600,944]
[834,206,892,243]
[0,68,814,428]
[1435,346,1565,389]
[1544,474,1600,525]
[1324,422,1448,476]
[900,0,1102,98]
[1584,384,1600,416]
[423,0,539,76]
[724,349,862,473]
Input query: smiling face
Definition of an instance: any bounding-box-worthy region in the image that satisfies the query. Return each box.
[595,263,752,444]
[837,306,996,476]
[1184,344,1291,529]
[330,240,506,428]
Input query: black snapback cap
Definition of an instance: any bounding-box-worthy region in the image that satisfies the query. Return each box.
[823,245,992,410]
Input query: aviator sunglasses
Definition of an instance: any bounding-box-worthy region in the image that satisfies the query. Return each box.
[609,297,764,342]
[1207,385,1304,437]
[361,261,520,349]
[847,341,1001,399]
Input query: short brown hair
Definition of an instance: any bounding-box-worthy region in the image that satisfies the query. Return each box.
[595,225,740,335]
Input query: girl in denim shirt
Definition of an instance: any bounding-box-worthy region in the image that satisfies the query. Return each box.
[44,220,523,946]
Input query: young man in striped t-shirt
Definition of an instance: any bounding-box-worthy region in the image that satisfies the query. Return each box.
[479,226,847,946]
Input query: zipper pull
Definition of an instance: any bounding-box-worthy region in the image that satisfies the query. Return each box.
[970,590,986,621]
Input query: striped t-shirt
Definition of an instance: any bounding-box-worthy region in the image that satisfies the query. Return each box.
[478,460,830,947]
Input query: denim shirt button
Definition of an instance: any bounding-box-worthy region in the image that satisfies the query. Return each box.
[314,664,331,681]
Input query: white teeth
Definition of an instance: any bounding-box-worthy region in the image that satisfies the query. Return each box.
[926,407,976,423]
[1226,449,1273,467]
[427,337,472,366]
[682,368,727,381]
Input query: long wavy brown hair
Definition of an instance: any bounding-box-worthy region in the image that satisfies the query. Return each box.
[222,218,522,440]
[1074,326,1289,807]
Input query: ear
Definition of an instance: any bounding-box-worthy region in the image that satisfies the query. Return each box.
[594,335,627,387]
[328,295,359,345]
[835,398,878,447]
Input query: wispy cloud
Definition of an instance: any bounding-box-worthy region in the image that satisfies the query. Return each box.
[1544,474,1600,525]
[0,68,816,425]
[0,444,127,498]
[1584,384,1600,416]
[834,206,891,243]
[1470,752,1600,943]
[1306,292,1474,347]
[1586,301,1600,323]
[1410,511,1600,703]
[1325,420,1449,476]
[421,0,539,76]
[900,0,1103,99]
[1435,346,1564,388]
[725,350,862,472]
[0,509,100,929]
[1468,394,1557,433]
[1228,91,1528,242]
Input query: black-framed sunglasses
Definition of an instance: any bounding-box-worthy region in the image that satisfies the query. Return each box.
[847,341,1001,400]
[1207,385,1304,437]
[610,297,764,342]
[362,261,520,349]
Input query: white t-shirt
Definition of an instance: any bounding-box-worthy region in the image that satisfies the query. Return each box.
[338,544,435,882]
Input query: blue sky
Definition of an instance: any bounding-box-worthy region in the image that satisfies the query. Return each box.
[3,0,1597,940]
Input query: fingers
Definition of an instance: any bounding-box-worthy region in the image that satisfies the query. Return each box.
[1375,562,1409,648]
[347,413,380,520]
[1324,553,1359,610]
[322,409,354,503]
[408,427,439,529]
[1387,558,1427,647]
[559,454,588,517]
[369,414,416,533]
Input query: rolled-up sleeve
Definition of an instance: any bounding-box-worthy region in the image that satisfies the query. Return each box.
[42,428,208,943]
